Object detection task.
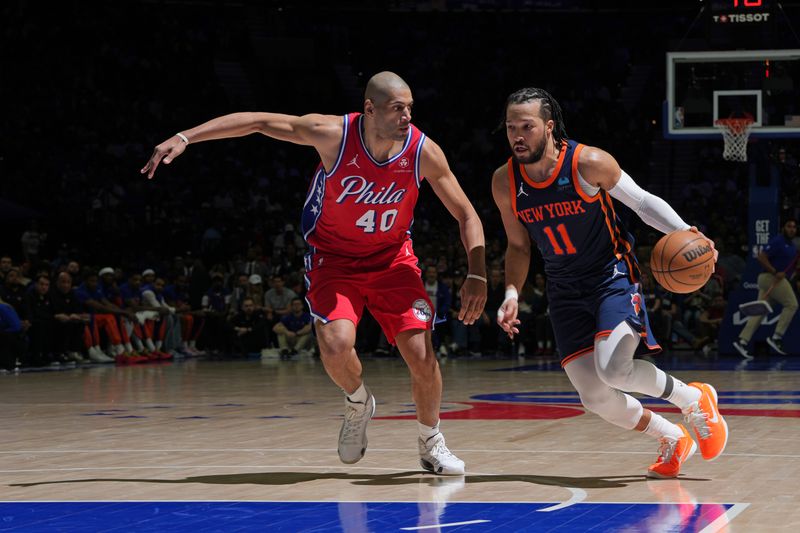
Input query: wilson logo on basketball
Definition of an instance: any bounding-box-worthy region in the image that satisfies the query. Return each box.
[682,244,711,263]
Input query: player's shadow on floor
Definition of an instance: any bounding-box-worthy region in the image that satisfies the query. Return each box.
[11,471,709,489]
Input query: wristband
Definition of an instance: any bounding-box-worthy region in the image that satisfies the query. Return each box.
[176,132,189,144]
[466,273,487,283]
[497,287,519,319]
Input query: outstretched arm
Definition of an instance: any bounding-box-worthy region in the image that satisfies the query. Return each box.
[578,146,718,262]
[420,138,486,325]
[141,112,343,179]
[492,164,531,339]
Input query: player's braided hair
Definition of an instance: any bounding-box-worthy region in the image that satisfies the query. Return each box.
[500,87,568,150]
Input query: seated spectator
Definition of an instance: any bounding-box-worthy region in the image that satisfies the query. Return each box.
[230,297,267,356]
[200,273,231,353]
[75,271,130,363]
[141,277,177,359]
[0,268,26,315]
[22,274,65,367]
[50,272,90,364]
[118,273,165,362]
[164,274,205,356]
[0,295,24,372]
[272,298,313,358]
[265,274,297,320]
[99,267,123,307]
[229,273,250,317]
[0,256,13,283]
[247,274,267,311]
[272,223,305,258]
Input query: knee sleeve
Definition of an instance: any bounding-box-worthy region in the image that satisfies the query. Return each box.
[594,321,666,398]
[564,352,644,431]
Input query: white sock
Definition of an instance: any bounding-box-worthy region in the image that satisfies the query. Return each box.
[124,343,134,353]
[346,382,368,404]
[643,412,684,440]
[418,421,440,442]
[659,373,702,410]
[155,340,162,350]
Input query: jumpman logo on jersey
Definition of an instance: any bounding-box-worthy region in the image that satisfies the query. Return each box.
[517,182,528,197]
[347,154,360,168]
[612,264,625,279]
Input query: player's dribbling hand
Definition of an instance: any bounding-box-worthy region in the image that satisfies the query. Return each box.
[496,297,520,339]
[140,135,188,180]
[458,278,487,325]
[687,226,719,267]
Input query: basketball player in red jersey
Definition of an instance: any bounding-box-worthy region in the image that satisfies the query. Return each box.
[141,72,487,475]
[493,88,726,478]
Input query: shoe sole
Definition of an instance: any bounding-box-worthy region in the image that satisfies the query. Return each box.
[646,436,697,479]
[337,396,376,464]
[702,384,728,462]
[419,458,465,476]
[732,343,753,360]
[766,338,787,355]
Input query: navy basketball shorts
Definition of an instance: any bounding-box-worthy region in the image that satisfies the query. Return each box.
[546,263,661,368]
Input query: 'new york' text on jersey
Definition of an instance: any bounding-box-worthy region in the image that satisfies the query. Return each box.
[509,140,639,282]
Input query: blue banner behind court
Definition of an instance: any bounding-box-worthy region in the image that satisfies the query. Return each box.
[719,167,799,355]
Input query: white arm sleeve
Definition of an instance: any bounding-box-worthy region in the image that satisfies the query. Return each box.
[607,171,690,234]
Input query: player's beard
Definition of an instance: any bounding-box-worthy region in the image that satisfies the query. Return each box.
[512,133,548,164]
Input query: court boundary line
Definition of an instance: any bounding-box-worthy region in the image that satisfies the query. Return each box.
[3,448,799,459]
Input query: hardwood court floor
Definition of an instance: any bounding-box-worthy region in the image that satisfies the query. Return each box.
[1,354,799,531]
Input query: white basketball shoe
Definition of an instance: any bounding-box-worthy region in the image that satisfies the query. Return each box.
[337,386,376,464]
[419,433,465,475]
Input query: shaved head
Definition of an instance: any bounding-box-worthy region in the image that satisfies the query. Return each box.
[365,71,410,105]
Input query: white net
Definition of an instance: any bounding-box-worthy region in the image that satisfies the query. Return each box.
[714,118,754,162]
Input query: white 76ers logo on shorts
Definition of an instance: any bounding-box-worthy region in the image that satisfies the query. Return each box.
[412,299,432,322]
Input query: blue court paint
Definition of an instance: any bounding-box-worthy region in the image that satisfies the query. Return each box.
[0,501,735,532]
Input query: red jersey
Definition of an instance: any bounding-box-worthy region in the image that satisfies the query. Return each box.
[301,112,426,261]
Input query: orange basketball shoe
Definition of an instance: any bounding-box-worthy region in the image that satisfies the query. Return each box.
[647,424,697,479]
[684,383,728,461]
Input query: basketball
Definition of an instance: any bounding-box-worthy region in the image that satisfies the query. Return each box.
[650,230,714,294]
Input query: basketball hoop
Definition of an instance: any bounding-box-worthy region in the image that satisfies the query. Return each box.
[714,115,754,162]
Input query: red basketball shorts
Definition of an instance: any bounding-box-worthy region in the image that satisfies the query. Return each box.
[304,241,434,345]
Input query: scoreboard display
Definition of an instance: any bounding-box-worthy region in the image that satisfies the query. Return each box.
[707,0,777,48]
[709,0,774,24]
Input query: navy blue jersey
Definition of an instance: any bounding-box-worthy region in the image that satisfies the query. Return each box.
[509,140,639,283]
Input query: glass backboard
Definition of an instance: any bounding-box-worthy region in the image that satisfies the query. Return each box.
[666,49,800,139]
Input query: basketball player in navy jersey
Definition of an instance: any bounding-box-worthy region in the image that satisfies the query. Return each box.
[493,88,727,478]
[141,72,487,475]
